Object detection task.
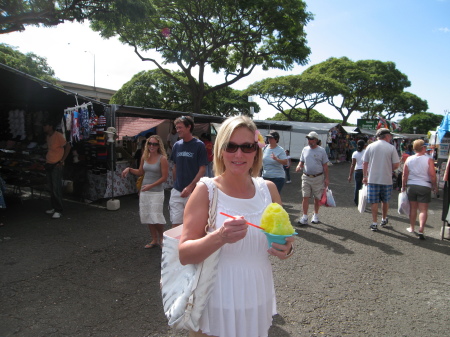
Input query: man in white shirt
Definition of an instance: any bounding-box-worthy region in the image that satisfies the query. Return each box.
[363,128,400,231]
[295,131,329,225]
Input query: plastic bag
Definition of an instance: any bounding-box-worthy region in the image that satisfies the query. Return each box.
[398,191,410,215]
[325,188,336,207]
[358,185,368,213]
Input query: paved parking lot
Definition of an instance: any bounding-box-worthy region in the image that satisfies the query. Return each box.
[1,162,449,336]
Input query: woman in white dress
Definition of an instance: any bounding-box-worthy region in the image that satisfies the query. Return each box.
[179,116,295,337]
[122,135,168,248]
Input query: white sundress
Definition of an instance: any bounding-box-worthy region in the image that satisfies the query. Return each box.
[199,177,276,337]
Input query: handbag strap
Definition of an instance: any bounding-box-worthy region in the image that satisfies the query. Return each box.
[205,181,218,233]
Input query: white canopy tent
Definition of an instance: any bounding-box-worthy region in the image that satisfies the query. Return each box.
[254,120,341,159]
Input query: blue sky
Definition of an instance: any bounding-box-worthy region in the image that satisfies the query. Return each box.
[1,0,449,124]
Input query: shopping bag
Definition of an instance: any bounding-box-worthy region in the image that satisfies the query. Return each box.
[325,188,336,207]
[161,178,219,331]
[319,188,327,206]
[358,185,368,213]
[398,191,410,215]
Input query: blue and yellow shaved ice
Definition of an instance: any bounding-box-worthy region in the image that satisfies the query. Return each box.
[260,203,295,235]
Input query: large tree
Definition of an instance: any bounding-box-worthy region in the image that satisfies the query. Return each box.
[0,43,57,83]
[0,0,115,34]
[399,112,443,134]
[246,73,343,121]
[90,0,312,114]
[268,108,341,123]
[111,68,259,117]
[303,57,411,125]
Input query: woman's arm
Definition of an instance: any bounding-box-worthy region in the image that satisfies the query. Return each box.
[443,159,450,182]
[265,180,282,205]
[122,154,145,178]
[179,183,248,265]
[348,158,356,182]
[428,158,437,192]
[402,163,409,191]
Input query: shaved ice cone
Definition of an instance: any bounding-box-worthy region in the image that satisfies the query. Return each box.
[260,203,297,248]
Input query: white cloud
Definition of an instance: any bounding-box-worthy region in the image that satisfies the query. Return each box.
[438,27,450,33]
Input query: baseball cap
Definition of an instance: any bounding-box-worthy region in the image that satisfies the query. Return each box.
[376,128,391,137]
[306,131,319,140]
[265,131,279,140]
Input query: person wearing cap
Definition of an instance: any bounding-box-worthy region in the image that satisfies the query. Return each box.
[362,128,400,231]
[425,146,434,159]
[43,119,71,219]
[262,131,288,192]
[295,131,329,225]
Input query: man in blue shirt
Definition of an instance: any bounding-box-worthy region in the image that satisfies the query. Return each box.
[169,116,207,227]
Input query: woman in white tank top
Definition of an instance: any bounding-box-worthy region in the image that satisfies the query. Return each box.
[402,139,437,239]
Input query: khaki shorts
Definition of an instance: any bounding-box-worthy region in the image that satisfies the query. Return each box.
[169,188,190,225]
[302,174,325,199]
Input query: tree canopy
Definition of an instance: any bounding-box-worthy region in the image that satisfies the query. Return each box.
[303,57,411,125]
[246,73,343,121]
[399,112,443,134]
[110,68,259,117]
[0,0,115,34]
[90,0,312,114]
[0,43,57,83]
[268,108,341,123]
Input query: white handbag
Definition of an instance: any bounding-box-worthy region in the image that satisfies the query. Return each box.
[160,179,220,331]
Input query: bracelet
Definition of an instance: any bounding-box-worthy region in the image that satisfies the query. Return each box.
[285,244,294,257]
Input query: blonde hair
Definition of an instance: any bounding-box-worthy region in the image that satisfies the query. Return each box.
[143,135,167,160]
[213,116,262,177]
[413,139,425,153]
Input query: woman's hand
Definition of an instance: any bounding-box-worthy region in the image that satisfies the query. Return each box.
[218,216,248,244]
[141,184,153,192]
[268,235,295,260]
[121,167,130,178]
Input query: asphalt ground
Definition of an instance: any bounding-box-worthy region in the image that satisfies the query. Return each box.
[1,162,449,336]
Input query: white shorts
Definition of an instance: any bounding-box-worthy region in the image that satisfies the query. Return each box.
[169,188,190,225]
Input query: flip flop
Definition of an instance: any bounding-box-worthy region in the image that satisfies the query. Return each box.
[145,243,158,249]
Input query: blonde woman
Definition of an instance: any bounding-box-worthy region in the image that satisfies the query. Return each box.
[122,135,168,248]
[402,139,437,240]
[180,116,295,337]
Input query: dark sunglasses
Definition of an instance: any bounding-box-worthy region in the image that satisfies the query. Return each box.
[147,142,159,146]
[225,142,258,153]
